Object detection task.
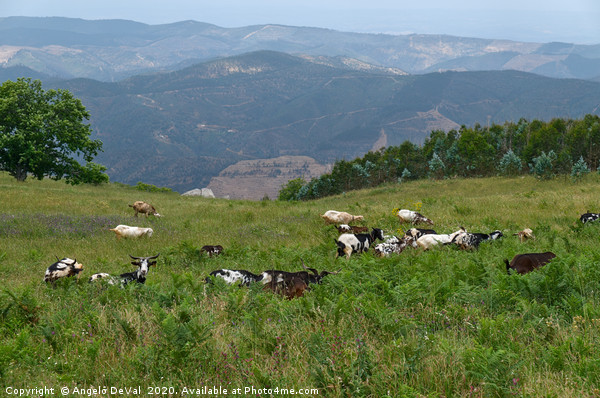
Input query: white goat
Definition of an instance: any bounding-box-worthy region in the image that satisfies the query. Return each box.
[416,228,466,250]
[397,209,434,225]
[110,225,153,239]
[321,210,364,225]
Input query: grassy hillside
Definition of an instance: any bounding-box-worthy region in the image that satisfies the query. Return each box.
[2,172,600,396]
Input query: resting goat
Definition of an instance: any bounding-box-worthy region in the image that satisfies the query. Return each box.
[321,210,364,225]
[505,252,556,275]
[580,212,600,224]
[261,263,339,299]
[514,228,535,243]
[374,235,415,257]
[397,209,434,225]
[200,245,224,257]
[205,269,263,286]
[452,230,503,250]
[44,257,84,283]
[110,225,153,239]
[336,227,385,259]
[89,254,160,285]
[416,228,466,251]
[129,201,161,217]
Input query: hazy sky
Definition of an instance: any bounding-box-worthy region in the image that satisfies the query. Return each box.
[1,0,599,44]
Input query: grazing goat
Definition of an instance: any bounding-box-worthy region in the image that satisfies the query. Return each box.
[335,224,369,234]
[336,227,385,259]
[374,235,415,257]
[505,252,556,275]
[397,209,434,225]
[514,228,535,243]
[200,245,224,257]
[110,225,153,239]
[580,212,600,224]
[404,228,437,242]
[452,230,503,250]
[261,263,339,299]
[129,201,161,217]
[416,228,466,251]
[205,269,263,286]
[44,257,84,283]
[321,210,364,225]
[89,254,160,285]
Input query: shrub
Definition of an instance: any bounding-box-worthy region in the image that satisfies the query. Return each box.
[571,156,590,182]
[498,149,523,176]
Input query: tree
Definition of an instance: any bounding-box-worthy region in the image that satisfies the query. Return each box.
[278,177,306,201]
[529,150,557,180]
[428,152,445,179]
[571,156,590,182]
[498,149,523,176]
[0,78,105,183]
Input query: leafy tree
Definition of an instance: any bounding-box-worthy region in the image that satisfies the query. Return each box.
[571,156,590,182]
[428,152,445,179]
[529,150,557,180]
[278,177,306,201]
[498,149,523,176]
[0,78,104,183]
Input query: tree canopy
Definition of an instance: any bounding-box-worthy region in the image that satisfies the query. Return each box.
[280,115,600,201]
[0,78,106,184]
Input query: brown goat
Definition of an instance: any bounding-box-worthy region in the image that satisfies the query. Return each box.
[263,276,308,299]
[200,245,224,257]
[505,252,556,275]
[129,201,161,217]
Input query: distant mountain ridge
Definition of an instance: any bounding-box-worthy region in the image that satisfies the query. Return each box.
[26,50,599,196]
[1,17,599,81]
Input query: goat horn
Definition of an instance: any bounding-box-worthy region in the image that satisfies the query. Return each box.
[129,254,140,260]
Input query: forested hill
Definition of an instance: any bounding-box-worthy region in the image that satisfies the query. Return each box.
[44,51,600,194]
[282,115,600,201]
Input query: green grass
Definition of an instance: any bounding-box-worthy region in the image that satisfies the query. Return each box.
[2,172,600,397]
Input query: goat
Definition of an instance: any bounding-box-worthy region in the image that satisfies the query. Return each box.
[336,227,385,259]
[260,263,339,299]
[397,209,434,225]
[335,224,369,234]
[129,201,161,217]
[580,212,600,224]
[514,228,535,243]
[374,235,415,257]
[405,227,437,239]
[505,252,556,275]
[321,210,364,225]
[110,225,153,239]
[200,245,224,257]
[416,228,466,251]
[44,257,84,283]
[89,254,160,285]
[452,230,503,250]
[205,269,263,286]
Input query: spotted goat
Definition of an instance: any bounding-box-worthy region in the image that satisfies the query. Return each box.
[89,254,160,285]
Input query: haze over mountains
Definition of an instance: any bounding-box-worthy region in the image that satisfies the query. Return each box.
[1,17,600,198]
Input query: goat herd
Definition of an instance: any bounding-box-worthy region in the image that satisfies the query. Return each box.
[42,201,600,300]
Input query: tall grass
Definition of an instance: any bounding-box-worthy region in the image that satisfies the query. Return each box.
[1,172,600,397]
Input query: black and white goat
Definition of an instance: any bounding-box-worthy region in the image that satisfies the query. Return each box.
[89,254,160,285]
[44,257,84,283]
[336,227,385,259]
[580,212,600,224]
[205,269,263,286]
[452,230,503,250]
[374,235,415,257]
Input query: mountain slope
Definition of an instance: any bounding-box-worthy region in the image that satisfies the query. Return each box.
[1,17,599,81]
[45,51,600,194]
